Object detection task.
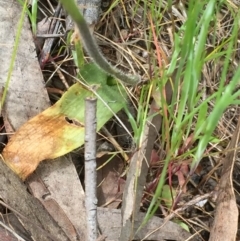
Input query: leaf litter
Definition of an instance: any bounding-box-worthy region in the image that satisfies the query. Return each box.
[1,0,240,240]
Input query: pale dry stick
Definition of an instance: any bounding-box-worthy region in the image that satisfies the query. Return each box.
[95,31,142,47]
[119,51,173,241]
[101,193,122,208]
[189,217,210,232]
[84,97,98,241]
[119,89,173,241]
[45,55,73,86]
[184,230,205,241]
[119,0,131,29]
[51,60,70,89]
[36,34,65,38]
[111,14,127,44]
[43,0,55,12]
[0,220,26,241]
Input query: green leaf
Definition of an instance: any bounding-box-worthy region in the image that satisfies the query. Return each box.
[161,185,176,209]
[3,64,127,179]
[174,220,190,232]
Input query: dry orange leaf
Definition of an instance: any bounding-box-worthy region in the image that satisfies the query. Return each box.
[2,64,127,180]
[3,110,85,180]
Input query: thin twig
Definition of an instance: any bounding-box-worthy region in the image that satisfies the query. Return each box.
[84,97,98,241]
[0,220,26,241]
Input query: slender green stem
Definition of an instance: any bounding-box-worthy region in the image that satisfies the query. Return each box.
[1,0,28,109]
[59,0,141,86]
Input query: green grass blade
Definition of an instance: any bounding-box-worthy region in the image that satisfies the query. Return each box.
[1,0,28,109]
[31,0,38,35]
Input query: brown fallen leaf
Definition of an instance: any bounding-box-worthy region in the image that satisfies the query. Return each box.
[209,116,240,241]
[173,162,189,193]
[97,155,125,208]
[2,111,84,180]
